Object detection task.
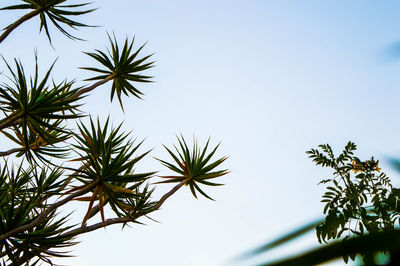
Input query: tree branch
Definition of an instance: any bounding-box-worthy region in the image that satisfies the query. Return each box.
[0,148,22,157]
[72,73,116,98]
[63,216,132,237]
[0,182,96,242]
[62,179,189,237]
[0,112,24,131]
[0,9,41,44]
[149,178,189,212]
[56,166,86,194]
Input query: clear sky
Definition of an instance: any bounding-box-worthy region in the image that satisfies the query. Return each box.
[1,1,400,265]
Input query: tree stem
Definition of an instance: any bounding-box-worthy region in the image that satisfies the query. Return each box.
[73,73,116,98]
[0,9,41,44]
[62,179,189,237]
[150,178,189,211]
[0,148,22,156]
[0,112,24,131]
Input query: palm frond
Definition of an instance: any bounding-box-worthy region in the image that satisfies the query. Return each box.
[81,33,155,109]
[156,135,229,200]
[0,57,83,163]
[0,163,75,265]
[71,117,154,226]
[1,0,96,43]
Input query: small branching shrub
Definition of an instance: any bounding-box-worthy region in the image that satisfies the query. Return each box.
[307,141,400,263]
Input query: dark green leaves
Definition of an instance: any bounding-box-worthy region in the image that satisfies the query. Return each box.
[72,117,154,226]
[239,142,399,265]
[0,57,83,163]
[156,136,229,200]
[81,34,155,109]
[1,0,96,43]
[308,142,396,262]
[255,230,400,266]
[0,163,75,265]
[3,120,71,163]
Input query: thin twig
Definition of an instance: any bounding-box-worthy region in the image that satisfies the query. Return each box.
[63,216,132,237]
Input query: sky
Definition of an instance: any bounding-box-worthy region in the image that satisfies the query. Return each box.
[1,0,400,265]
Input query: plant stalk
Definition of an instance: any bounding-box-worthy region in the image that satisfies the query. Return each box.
[0,111,24,131]
[0,148,22,156]
[62,179,189,237]
[73,73,116,98]
[0,9,41,44]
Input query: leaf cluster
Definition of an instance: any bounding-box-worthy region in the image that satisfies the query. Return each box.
[0,57,83,163]
[71,118,155,226]
[239,142,400,265]
[81,34,155,109]
[2,0,95,42]
[307,141,399,263]
[156,136,229,200]
[0,163,75,265]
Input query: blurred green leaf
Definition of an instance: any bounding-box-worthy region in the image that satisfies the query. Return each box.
[239,219,323,261]
[262,230,400,266]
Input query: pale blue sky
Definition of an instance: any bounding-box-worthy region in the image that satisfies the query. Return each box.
[1,1,400,265]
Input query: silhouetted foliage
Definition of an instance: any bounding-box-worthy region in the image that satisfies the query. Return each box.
[0,1,228,265]
[240,142,400,265]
